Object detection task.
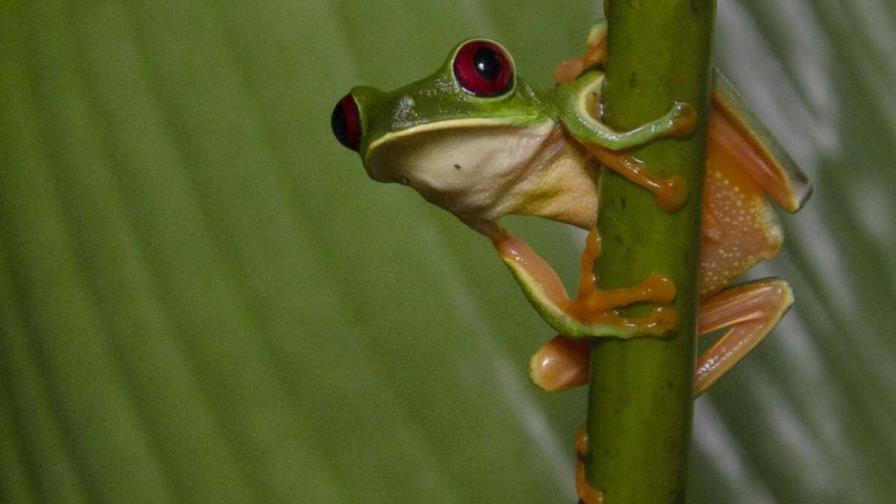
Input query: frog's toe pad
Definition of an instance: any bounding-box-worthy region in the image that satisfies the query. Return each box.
[669,102,698,138]
[529,335,590,392]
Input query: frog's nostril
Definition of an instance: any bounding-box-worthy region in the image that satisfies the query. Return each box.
[332,93,361,151]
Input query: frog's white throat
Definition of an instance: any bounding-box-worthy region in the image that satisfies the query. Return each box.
[364,121,600,230]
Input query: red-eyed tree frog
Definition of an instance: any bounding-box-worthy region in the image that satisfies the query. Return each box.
[331,21,810,503]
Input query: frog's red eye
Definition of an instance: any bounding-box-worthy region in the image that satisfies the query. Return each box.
[332,93,361,151]
[452,40,514,97]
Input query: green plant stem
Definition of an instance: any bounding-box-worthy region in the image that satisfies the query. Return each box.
[585,1,716,502]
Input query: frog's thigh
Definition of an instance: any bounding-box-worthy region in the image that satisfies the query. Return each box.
[695,279,793,395]
[699,143,783,295]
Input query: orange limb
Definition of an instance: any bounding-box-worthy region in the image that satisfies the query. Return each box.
[488,226,678,338]
[708,107,788,204]
[526,228,676,392]
[576,426,605,504]
[529,336,590,392]
[555,37,607,85]
[586,144,689,212]
[699,134,783,296]
[694,279,793,394]
[709,78,811,213]
[573,229,677,316]
[529,280,794,394]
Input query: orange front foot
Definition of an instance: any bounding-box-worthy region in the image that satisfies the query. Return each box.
[585,144,689,212]
[571,228,678,333]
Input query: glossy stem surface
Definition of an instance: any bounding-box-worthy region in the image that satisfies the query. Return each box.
[585,1,715,502]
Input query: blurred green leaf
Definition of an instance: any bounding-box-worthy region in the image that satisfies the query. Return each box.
[1,1,893,503]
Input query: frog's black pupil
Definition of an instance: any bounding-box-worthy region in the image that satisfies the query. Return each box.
[473,47,502,82]
[331,101,349,147]
[331,93,361,151]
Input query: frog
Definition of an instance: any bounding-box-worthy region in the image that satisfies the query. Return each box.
[331,21,810,503]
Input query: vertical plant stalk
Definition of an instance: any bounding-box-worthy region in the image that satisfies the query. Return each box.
[585,1,716,502]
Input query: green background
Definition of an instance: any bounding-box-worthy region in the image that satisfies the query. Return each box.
[1,1,893,503]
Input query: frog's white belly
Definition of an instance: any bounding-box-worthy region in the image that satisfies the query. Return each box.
[365,121,599,229]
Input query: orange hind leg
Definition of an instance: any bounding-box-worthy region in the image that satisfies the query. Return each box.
[560,279,791,503]
[576,426,604,504]
[530,277,794,394]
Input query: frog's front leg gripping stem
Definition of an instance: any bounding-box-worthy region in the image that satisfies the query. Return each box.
[557,72,696,211]
[557,72,697,151]
[585,144,689,211]
[470,222,678,341]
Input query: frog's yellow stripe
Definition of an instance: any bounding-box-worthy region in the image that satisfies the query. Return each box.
[365,116,548,157]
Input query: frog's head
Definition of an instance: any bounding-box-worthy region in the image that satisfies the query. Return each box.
[330,39,557,216]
